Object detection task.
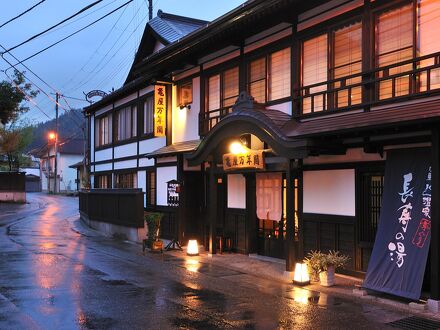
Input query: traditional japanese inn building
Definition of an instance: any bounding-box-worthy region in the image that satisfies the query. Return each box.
[84,0,440,306]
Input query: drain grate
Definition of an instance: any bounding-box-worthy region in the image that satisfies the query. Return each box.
[387,316,440,330]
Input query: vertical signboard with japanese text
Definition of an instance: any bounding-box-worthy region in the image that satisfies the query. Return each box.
[154,85,166,137]
[364,148,431,300]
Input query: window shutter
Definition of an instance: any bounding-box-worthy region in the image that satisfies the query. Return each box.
[208,75,220,111]
[269,47,291,101]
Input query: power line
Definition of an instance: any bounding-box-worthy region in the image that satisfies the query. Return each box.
[0,0,46,30]
[8,0,135,68]
[61,1,130,90]
[2,0,104,54]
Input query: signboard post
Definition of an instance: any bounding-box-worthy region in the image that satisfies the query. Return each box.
[167,180,180,207]
[154,85,166,137]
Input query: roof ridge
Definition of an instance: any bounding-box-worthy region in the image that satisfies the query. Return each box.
[157,9,209,25]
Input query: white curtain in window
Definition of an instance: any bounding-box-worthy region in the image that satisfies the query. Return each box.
[256,172,282,222]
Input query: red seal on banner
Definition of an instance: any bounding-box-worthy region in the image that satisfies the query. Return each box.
[412,218,431,248]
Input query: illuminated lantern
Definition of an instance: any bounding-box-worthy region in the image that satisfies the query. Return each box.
[293,262,310,286]
[187,239,199,256]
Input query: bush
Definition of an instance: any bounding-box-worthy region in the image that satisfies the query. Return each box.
[144,212,163,243]
[304,250,349,281]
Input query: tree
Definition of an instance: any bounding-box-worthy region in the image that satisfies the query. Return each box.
[0,70,38,125]
[0,125,33,171]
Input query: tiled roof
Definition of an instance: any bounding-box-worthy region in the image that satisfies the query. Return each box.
[283,98,440,138]
[148,10,208,44]
[145,139,201,158]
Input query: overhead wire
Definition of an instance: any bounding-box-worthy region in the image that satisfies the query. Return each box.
[0,0,46,30]
[7,0,135,68]
[2,0,105,54]
[61,1,130,90]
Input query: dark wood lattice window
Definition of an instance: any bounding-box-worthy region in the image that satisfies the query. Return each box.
[146,170,156,206]
[360,173,384,243]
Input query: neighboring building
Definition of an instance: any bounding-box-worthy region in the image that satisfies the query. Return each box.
[84,1,440,304]
[20,156,42,192]
[36,138,85,193]
[69,159,88,191]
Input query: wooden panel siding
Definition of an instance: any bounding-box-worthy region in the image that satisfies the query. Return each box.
[0,172,25,192]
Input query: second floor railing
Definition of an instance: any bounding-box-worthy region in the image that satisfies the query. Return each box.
[295,51,440,116]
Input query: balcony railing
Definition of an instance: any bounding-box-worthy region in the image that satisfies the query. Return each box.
[295,51,440,116]
[198,52,440,135]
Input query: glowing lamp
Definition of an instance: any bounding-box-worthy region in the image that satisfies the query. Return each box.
[187,239,199,256]
[48,132,56,140]
[230,141,247,155]
[293,262,310,286]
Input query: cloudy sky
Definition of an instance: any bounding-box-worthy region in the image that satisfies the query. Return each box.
[0,0,244,123]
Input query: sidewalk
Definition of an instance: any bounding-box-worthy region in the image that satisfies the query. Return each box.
[72,218,440,320]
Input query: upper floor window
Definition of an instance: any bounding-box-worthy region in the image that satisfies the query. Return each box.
[143,96,154,135]
[115,172,137,188]
[207,66,239,112]
[302,22,362,114]
[116,105,137,142]
[95,113,112,147]
[248,47,291,103]
[376,0,440,99]
[178,82,193,107]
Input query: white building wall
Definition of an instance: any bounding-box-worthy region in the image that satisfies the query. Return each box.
[58,154,83,191]
[267,101,292,116]
[227,174,246,209]
[137,170,147,207]
[156,166,177,206]
[114,142,137,159]
[95,148,112,162]
[94,163,112,172]
[303,169,356,216]
[114,159,137,170]
[172,77,201,143]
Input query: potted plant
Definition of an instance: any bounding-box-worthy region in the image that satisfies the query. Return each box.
[304,250,349,287]
[144,212,164,253]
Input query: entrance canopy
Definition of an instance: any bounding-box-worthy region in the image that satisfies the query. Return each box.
[186,92,310,166]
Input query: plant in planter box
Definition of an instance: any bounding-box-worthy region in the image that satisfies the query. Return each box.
[143,212,164,253]
[304,250,349,286]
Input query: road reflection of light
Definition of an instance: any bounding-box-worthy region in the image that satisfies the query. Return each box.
[185,259,200,273]
[286,287,316,305]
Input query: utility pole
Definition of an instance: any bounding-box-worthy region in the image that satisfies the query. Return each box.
[54,92,59,194]
[148,0,153,20]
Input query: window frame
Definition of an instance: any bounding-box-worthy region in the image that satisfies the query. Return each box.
[94,112,112,148]
[114,102,138,143]
[114,171,138,189]
[246,45,292,105]
[146,169,156,207]
[141,93,154,138]
[205,64,240,113]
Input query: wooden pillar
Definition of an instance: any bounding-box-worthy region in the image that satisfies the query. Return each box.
[285,159,297,272]
[177,155,185,244]
[431,127,440,299]
[245,173,257,254]
[297,160,304,260]
[208,161,217,255]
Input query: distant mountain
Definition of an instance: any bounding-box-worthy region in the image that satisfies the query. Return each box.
[26,109,87,153]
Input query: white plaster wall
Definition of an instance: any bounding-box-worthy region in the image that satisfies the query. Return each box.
[172,77,201,143]
[303,169,355,216]
[114,92,137,108]
[59,154,83,191]
[227,174,246,209]
[139,137,166,154]
[114,159,137,170]
[156,166,177,206]
[267,101,292,116]
[95,148,112,162]
[90,174,95,188]
[244,26,292,53]
[114,142,137,159]
[139,158,154,167]
[94,163,112,172]
[137,170,147,207]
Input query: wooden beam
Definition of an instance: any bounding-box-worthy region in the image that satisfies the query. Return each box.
[285,159,297,271]
[245,173,257,254]
[208,161,218,255]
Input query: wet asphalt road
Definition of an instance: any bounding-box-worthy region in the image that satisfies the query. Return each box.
[0,193,416,329]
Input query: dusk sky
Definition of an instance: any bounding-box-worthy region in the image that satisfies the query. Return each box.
[0,0,244,123]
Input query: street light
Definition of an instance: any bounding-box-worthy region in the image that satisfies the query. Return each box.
[47,132,56,193]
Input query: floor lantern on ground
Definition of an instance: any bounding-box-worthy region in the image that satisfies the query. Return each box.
[293,262,310,286]
[187,239,199,256]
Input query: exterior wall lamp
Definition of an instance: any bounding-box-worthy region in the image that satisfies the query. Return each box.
[179,104,191,110]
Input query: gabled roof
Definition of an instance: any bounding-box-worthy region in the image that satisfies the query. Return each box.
[124,10,208,83]
[149,10,208,44]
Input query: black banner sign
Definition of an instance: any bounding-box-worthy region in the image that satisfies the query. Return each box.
[364,148,432,300]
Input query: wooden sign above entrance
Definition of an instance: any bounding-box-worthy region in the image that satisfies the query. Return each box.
[154,85,166,137]
[223,150,265,171]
